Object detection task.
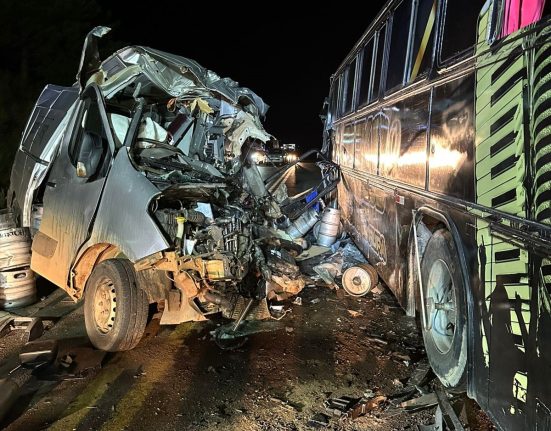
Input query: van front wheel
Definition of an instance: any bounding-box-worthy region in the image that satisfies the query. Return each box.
[84,259,148,352]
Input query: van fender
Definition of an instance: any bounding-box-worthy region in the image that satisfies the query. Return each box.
[68,243,122,300]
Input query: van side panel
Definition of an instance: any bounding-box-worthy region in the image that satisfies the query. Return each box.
[8,85,78,221]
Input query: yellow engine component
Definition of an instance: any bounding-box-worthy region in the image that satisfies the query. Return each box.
[205,259,231,280]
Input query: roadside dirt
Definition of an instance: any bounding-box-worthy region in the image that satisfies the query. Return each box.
[0,279,493,430]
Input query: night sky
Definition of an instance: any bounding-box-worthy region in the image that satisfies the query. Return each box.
[0,1,386,188]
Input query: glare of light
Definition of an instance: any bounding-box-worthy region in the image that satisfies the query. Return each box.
[251,151,265,163]
[429,140,466,170]
[379,150,426,167]
[285,153,298,162]
[354,140,465,171]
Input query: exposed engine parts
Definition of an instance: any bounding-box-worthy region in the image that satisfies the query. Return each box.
[105,53,341,325]
[114,60,339,324]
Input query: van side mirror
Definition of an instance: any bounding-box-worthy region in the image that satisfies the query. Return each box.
[76,131,103,179]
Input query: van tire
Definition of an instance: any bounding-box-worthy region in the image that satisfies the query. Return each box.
[84,259,148,352]
[420,229,467,390]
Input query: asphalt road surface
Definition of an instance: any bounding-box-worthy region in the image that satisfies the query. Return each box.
[0,162,493,431]
[258,162,323,198]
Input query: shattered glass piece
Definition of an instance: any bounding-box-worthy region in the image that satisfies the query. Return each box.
[296,245,331,262]
[312,249,344,284]
[195,202,214,220]
[307,413,330,428]
[342,241,368,270]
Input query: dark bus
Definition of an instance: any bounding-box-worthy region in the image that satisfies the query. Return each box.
[323,1,551,429]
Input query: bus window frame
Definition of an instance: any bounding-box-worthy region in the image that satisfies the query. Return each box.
[485,0,504,45]
[354,55,361,111]
[372,22,390,103]
[327,77,339,126]
[357,36,376,109]
[437,0,479,68]
[385,0,416,95]
[336,74,345,118]
[343,63,352,115]
[346,55,360,114]
[406,0,437,84]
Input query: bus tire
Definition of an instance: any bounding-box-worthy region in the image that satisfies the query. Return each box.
[420,229,467,390]
[84,259,148,352]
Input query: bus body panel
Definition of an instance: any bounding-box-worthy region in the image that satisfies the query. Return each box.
[328,1,551,429]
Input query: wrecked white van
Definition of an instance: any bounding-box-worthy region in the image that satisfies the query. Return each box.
[7,27,339,351]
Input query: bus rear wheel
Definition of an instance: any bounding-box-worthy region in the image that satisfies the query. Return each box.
[420,229,467,390]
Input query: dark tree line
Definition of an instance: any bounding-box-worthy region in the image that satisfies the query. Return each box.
[0,0,121,191]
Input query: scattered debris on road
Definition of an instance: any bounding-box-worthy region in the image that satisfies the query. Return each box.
[308,412,330,428]
[19,339,58,369]
[324,395,361,417]
[0,316,44,342]
[400,393,439,412]
[0,274,495,430]
[347,309,362,318]
[313,249,344,285]
[342,264,379,297]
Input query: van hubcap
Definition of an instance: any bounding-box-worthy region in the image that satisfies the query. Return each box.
[94,277,117,334]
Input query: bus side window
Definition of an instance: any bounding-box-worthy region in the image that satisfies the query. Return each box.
[337,74,345,118]
[371,25,387,102]
[440,0,485,63]
[386,0,413,93]
[409,0,437,82]
[344,58,357,114]
[327,80,338,125]
[358,38,374,106]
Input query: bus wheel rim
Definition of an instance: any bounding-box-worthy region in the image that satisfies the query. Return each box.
[426,259,457,354]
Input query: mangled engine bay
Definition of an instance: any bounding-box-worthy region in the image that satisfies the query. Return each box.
[96,44,340,326]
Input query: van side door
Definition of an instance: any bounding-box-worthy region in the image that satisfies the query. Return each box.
[31,84,115,291]
[8,85,78,225]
